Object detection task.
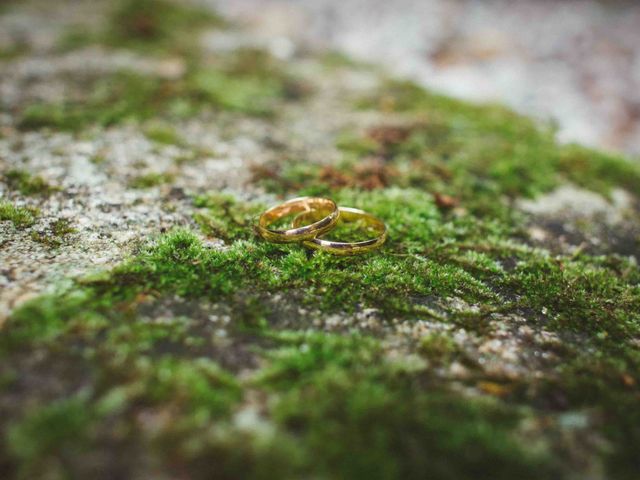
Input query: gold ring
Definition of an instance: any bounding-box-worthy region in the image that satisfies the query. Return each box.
[292,206,387,255]
[257,197,340,243]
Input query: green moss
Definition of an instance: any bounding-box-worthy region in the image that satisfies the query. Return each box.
[256,332,559,480]
[503,256,640,341]
[188,48,310,116]
[7,394,92,465]
[255,332,381,389]
[189,69,283,117]
[19,0,306,131]
[136,356,241,416]
[19,47,309,132]
[3,169,58,196]
[348,79,640,199]
[1,290,92,347]
[56,0,224,57]
[418,332,458,363]
[144,122,185,146]
[0,43,29,60]
[128,172,174,188]
[262,93,639,218]
[18,72,177,131]
[89,154,107,165]
[193,193,264,241]
[5,181,636,346]
[55,26,96,52]
[105,0,224,53]
[108,221,491,314]
[30,218,76,247]
[2,214,638,477]
[558,144,640,197]
[61,187,633,332]
[0,201,37,228]
[335,130,380,156]
[320,50,374,70]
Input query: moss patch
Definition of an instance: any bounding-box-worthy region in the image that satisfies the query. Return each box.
[18,72,175,131]
[30,218,76,247]
[18,47,309,131]
[104,0,224,53]
[2,178,629,477]
[56,0,225,55]
[0,276,562,479]
[3,169,58,196]
[144,122,185,146]
[0,201,38,228]
[7,394,93,470]
[1,202,638,477]
[190,48,311,116]
[193,192,265,242]
[0,43,30,61]
[256,80,640,210]
[259,332,560,480]
[21,2,308,132]
[128,172,174,189]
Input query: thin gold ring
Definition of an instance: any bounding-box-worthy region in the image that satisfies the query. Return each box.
[292,206,387,255]
[257,197,340,243]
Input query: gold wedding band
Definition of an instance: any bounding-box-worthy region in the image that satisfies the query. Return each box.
[292,206,387,255]
[257,197,340,243]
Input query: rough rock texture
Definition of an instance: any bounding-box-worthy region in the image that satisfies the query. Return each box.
[1,1,639,479]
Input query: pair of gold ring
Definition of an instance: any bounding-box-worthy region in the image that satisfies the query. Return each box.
[257,197,387,255]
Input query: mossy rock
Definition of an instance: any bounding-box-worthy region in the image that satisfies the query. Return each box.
[1,1,639,479]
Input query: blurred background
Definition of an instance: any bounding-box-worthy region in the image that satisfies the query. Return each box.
[212,0,640,157]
